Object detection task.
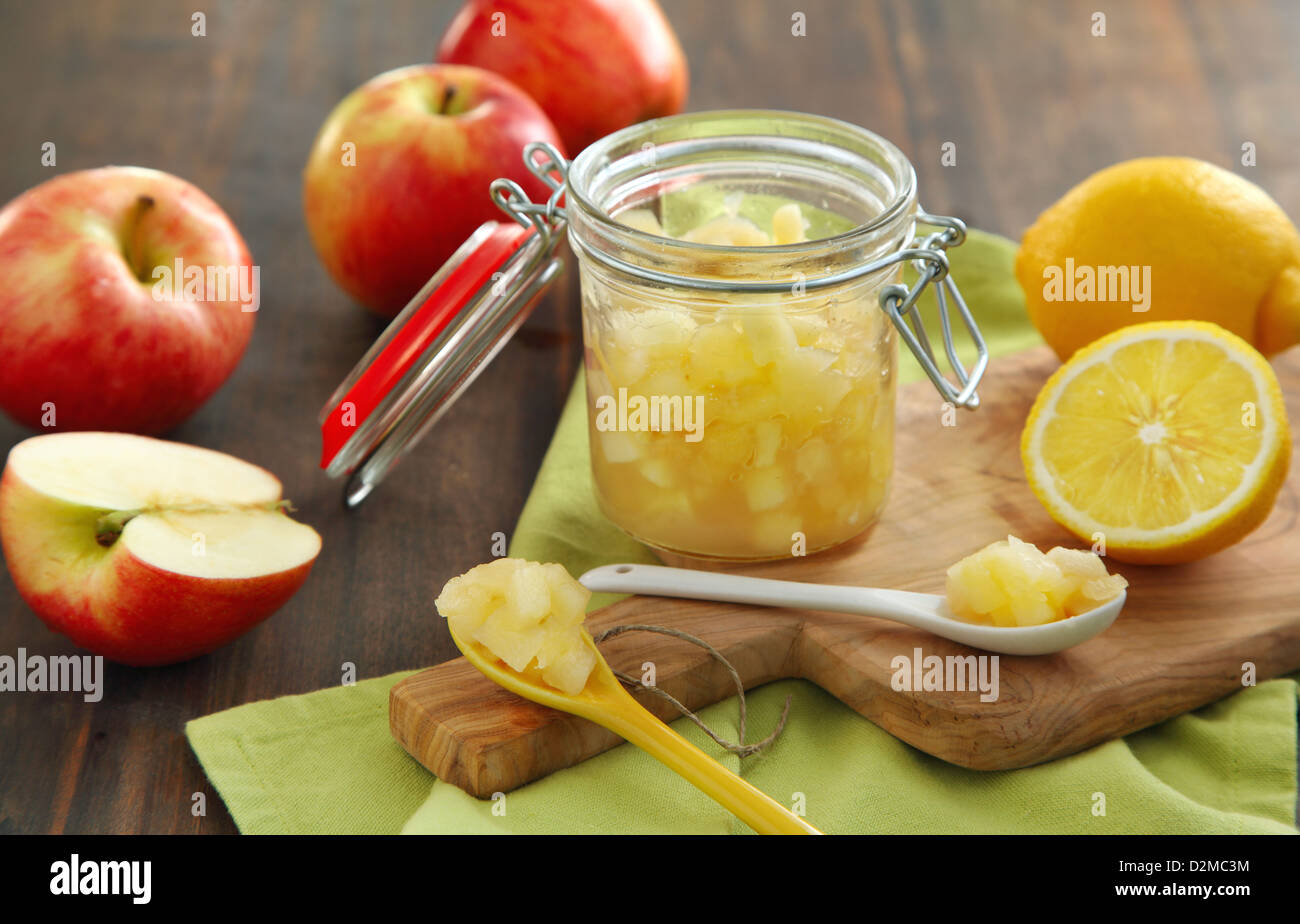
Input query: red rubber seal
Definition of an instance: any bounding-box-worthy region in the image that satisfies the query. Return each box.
[319,221,533,469]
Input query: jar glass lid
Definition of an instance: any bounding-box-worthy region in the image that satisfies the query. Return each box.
[319,149,566,506]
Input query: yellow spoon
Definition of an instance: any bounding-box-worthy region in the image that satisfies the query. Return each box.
[448,624,822,835]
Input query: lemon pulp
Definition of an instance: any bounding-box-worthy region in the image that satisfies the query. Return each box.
[1022,321,1290,563]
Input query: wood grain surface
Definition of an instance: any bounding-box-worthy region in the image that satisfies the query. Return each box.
[391,346,1300,795]
[1,0,1298,833]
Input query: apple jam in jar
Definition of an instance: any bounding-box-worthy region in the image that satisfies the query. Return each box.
[564,112,986,561]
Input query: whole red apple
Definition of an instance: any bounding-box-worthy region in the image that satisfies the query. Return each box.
[437,0,689,155]
[303,63,564,317]
[0,166,256,434]
[0,432,322,666]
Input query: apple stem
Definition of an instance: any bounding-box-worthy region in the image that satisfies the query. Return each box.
[94,499,296,547]
[123,195,157,284]
[94,509,139,546]
[440,84,457,114]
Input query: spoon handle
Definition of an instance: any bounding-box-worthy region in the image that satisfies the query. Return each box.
[597,684,821,835]
[581,563,941,625]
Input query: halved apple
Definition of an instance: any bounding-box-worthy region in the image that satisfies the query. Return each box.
[0,432,322,665]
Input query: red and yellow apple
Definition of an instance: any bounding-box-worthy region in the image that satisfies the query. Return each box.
[302,63,564,317]
[437,0,689,155]
[0,432,322,665]
[0,167,256,434]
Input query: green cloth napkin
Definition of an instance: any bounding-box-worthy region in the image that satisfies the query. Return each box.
[187,229,1299,834]
[185,669,429,834]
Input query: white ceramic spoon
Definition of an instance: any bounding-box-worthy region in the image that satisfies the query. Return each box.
[579,563,1126,656]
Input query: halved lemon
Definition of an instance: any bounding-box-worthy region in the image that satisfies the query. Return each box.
[1021,321,1292,564]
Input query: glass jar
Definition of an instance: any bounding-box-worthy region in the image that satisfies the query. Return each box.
[320,112,984,539]
[565,111,981,561]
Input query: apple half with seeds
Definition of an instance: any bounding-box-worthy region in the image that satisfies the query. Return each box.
[0,432,322,665]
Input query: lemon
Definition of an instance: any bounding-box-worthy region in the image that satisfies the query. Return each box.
[1016,157,1300,360]
[1021,321,1291,564]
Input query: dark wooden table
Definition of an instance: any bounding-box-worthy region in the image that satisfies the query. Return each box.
[1,0,1296,834]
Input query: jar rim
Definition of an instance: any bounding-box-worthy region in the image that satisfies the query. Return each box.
[566,109,918,258]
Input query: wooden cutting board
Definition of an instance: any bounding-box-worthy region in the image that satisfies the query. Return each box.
[391,345,1300,797]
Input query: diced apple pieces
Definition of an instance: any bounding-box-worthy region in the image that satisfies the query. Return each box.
[435,558,597,695]
[783,346,837,378]
[672,203,809,247]
[743,466,789,512]
[787,314,827,348]
[433,576,493,637]
[474,617,548,673]
[688,321,754,388]
[1046,546,1130,616]
[752,420,783,468]
[753,511,802,552]
[636,368,692,404]
[771,203,809,245]
[648,488,695,517]
[699,422,755,471]
[618,309,696,353]
[596,429,645,464]
[795,437,833,483]
[945,536,1128,628]
[638,457,676,488]
[542,563,589,626]
[506,564,553,625]
[540,641,597,697]
[585,194,894,558]
[680,214,772,246]
[600,309,695,384]
[742,310,800,367]
[617,208,665,236]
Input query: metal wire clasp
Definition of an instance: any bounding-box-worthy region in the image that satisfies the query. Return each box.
[494,144,987,410]
[878,213,987,409]
[489,142,570,241]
